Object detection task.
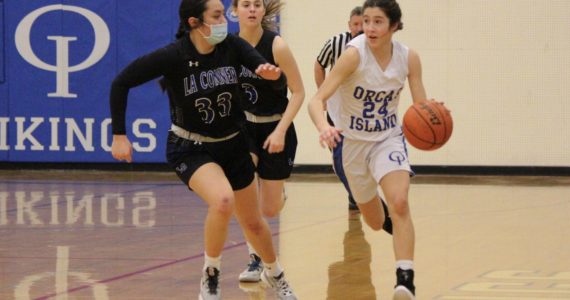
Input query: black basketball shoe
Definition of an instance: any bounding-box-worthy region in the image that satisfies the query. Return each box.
[393,268,415,300]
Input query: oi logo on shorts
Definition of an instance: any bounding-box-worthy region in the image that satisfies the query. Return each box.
[389,151,406,166]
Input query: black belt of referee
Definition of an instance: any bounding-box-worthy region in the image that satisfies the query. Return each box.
[170,124,239,143]
[244,111,282,123]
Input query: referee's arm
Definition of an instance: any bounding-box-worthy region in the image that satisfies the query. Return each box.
[314,38,332,88]
[314,61,326,88]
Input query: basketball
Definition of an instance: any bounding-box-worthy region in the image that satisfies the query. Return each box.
[402,100,453,151]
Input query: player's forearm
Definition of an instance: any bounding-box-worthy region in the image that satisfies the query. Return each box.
[275,91,305,134]
[308,97,328,131]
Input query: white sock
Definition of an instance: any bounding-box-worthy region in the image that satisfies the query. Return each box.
[204,253,221,270]
[264,259,284,277]
[396,260,414,271]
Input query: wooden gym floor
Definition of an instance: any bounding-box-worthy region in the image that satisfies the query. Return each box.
[0,170,569,299]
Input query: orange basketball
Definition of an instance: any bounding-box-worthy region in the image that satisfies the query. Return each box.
[402,100,453,151]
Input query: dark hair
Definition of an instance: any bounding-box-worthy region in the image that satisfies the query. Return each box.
[231,0,284,32]
[176,0,209,39]
[350,6,363,18]
[162,0,210,91]
[363,0,403,31]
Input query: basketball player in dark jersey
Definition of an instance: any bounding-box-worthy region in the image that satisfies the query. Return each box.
[230,1,303,299]
[109,1,296,299]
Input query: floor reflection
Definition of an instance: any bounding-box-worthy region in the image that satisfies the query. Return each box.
[238,281,266,300]
[327,212,377,300]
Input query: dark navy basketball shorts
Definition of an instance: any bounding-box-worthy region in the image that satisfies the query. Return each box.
[244,121,297,180]
[166,131,255,191]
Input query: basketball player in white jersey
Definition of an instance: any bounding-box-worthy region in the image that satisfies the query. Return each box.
[308,0,428,299]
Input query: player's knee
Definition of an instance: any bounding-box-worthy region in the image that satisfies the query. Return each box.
[261,201,282,218]
[259,192,285,218]
[209,194,235,218]
[243,219,265,236]
[390,195,410,217]
[262,207,280,218]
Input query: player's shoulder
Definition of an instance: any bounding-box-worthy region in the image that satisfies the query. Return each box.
[220,34,252,53]
[159,37,184,52]
[145,38,186,62]
[392,40,415,60]
[225,33,243,45]
[346,34,366,49]
[262,28,280,40]
[261,29,281,48]
[393,40,410,52]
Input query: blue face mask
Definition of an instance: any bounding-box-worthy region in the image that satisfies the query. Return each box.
[199,22,228,45]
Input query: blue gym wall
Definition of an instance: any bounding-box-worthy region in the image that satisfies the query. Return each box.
[0,0,241,163]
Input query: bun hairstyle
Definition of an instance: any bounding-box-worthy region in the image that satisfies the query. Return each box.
[363,0,404,31]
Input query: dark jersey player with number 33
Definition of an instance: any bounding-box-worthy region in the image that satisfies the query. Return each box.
[109,0,296,299]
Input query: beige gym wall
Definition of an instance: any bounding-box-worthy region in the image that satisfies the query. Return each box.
[279,0,570,167]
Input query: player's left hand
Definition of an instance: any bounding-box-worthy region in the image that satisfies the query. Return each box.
[428,98,451,112]
[256,63,282,80]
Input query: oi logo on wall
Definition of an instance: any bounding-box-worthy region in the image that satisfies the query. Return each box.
[14,4,110,98]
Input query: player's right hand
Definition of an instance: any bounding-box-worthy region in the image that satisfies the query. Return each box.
[255,63,282,80]
[111,135,133,163]
[318,125,342,149]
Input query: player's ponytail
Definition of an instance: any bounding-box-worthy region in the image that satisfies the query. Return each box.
[175,21,187,39]
[261,0,284,32]
[162,1,210,93]
[178,0,208,31]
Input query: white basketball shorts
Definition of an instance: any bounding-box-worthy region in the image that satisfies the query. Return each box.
[341,130,414,204]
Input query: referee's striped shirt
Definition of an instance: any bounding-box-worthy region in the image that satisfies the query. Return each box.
[316,32,353,70]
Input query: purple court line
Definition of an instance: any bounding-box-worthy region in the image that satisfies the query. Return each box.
[33,212,350,300]
[33,241,248,300]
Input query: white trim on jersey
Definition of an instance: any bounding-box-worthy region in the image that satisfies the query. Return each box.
[335,35,410,142]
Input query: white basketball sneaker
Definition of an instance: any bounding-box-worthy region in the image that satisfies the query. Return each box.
[238,254,264,282]
[260,270,297,300]
[199,266,221,300]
